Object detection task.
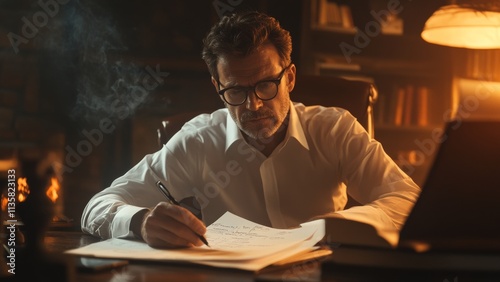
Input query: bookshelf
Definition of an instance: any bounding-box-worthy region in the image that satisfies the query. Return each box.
[299,0,453,186]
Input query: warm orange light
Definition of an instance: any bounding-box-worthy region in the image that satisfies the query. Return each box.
[17,177,30,203]
[1,177,61,211]
[46,177,60,203]
[422,5,500,49]
[1,195,7,211]
[453,77,500,121]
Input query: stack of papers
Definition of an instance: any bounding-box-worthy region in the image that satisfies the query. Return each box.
[67,212,328,271]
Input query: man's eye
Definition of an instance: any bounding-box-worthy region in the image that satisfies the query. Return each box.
[227,88,245,96]
[257,81,275,90]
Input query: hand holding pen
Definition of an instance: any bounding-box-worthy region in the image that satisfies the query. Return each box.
[138,181,209,249]
[155,181,210,247]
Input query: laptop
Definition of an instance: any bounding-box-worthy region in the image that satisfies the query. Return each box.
[398,120,500,252]
[323,120,500,273]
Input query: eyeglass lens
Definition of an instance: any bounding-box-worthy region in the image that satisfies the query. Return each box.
[224,81,278,105]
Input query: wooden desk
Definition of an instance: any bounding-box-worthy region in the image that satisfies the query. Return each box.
[8,231,498,282]
[39,230,324,282]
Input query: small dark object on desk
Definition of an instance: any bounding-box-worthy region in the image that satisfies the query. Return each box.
[76,257,129,273]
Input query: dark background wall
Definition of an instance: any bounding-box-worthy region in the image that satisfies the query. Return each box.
[0,0,303,227]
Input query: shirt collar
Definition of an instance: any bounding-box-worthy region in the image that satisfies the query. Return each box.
[225,102,310,152]
[225,110,243,152]
[286,101,310,150]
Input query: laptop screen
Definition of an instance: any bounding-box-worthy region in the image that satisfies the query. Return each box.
[399,121,500,251]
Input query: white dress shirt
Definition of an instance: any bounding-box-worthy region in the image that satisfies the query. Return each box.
[81,102,421,239]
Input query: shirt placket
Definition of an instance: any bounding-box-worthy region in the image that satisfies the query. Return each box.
[260,158,287,228]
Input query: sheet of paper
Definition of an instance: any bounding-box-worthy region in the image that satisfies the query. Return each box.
[196,223,328,271]
[66,211,325,270]
[200,211,323,259]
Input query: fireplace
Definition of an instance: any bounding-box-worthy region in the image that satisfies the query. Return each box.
[0,89,71,231]
[1,158,71,229]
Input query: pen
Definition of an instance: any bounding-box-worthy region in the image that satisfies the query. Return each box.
[156,180,210,247]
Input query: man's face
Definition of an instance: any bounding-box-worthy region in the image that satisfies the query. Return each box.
[212,43,296,142]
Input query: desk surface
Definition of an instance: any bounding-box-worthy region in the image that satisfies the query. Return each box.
[43,230,324,282]
[6,230,498,282]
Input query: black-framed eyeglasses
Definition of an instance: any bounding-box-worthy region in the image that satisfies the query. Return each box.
[217,63,292,106]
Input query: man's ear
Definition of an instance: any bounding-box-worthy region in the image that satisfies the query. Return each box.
[211,76,226,104]
[211,76,218,91]
[286,64,296,93]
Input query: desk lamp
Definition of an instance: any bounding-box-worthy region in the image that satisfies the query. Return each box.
[421,0,500,49]
[421,0,500,121]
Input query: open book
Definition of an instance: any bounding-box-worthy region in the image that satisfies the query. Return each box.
[67,212,329,272]
[323,214,399,249]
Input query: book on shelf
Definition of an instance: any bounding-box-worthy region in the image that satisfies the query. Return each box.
[393,86,405,126]
[316,61,361,72]
[319,0,341,26]
[380,14,404,35]
[379,84,431,127]
[313,0,356,33]
[339,5,354,30]
[314,59,375,83]
[416,86,429,127]
[403,85,414,126]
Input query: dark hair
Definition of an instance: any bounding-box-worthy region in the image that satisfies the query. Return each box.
[202,11,292,81]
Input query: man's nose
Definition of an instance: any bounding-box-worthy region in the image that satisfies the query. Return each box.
[245,90,263,111]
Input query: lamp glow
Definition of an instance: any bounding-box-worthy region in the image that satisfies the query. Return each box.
[421,5,500,49]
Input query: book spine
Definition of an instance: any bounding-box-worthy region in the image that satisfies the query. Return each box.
[416,86,429,127]
[339,5,354,29]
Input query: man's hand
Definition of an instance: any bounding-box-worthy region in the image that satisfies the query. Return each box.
[140,202,207,248]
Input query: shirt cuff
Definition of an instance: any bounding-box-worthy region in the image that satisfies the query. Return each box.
[111,205,149,239]
[336,205,397,232]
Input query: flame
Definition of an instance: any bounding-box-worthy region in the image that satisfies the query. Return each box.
[46,177,60,203]
[1,177,30,211]
[1,195,6,211]
[1,177,60,211]
[17,177,30,203]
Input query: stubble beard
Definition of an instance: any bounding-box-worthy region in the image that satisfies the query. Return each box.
[231,101,290,143]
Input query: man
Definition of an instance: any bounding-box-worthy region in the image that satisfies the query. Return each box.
[81,11,420,248]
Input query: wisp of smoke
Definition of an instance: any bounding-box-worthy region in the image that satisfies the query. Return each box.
[42,0,153,126]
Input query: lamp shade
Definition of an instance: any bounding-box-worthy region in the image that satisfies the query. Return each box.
[421,5,500,49]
